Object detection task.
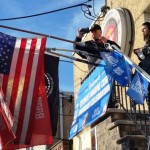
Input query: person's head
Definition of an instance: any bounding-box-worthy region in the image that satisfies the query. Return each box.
[89,24,102,40]
[142,22,150,41]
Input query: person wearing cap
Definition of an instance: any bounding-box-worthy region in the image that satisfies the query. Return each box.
[74,24,120,70]
[74,24,120,108]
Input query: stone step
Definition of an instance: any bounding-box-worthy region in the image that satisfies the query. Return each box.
[105,108,150,122]
[107,120,150,138]
[94,108,150,150]
[94,108,150,127]
[107,120,150,130]
[116,135,148,150]
[107,108,149,115]
[116,135,147,144]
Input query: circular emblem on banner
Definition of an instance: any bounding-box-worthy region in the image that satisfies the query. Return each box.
[102,8,133,56]
[44,73,54,97]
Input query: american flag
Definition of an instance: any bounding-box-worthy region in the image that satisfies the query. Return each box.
[0,32,52,148]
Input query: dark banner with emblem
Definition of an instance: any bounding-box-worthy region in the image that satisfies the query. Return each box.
[44,54,59,136]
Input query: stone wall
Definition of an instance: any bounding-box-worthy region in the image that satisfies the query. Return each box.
[106,0,150,65]
[74,0,150,98]
[73,1,150,149]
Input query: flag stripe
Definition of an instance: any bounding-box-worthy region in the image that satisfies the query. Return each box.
[2,75,8,100]
[9,39,27,115]
[4,39,22,106]
[13,39,32,142]
[0,89,13,127]
[20,38,42,143]
[0,75,4,89]
[26,38,46,143]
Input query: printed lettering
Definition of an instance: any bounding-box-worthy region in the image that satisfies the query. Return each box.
[35,97,44,119]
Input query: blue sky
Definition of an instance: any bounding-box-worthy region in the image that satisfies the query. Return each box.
[0,0,105,91]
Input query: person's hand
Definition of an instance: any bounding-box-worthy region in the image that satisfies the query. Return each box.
[100,36,108,43]
[133,48,142,54]
[76,29,85,38]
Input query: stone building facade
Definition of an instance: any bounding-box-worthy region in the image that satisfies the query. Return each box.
[106,0,150,64]
[73,0,150,149]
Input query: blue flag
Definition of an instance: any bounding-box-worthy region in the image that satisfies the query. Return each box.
[126,72,149,104]
[100,50,133,86]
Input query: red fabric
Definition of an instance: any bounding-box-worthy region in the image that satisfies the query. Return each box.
[0,110,15,147]
[30,62,52,145]
[0,90,15,148]
[0,36,52,149]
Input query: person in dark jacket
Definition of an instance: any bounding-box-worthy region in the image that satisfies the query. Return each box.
[134,22,150,74]
[134,22,150,112]
[74,24,120,108]
[74,24,120,69]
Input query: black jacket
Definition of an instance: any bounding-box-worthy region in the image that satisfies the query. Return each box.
[74,37,120,66]
[139,39,150,74]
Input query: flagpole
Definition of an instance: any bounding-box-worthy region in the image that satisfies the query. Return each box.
[0,25,112,53]
[1,25,150,81]
[46,47,74,53]
[0,25,111,52]
[0,25,100,67]
[46,47,101,59]
[45,50,99,67]
[0,25,74,44]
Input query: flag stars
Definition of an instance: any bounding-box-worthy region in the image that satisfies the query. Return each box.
[0,33,16,74]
